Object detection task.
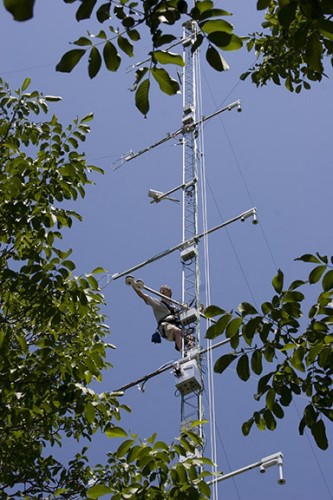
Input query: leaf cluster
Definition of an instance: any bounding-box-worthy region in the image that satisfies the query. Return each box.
[87,424,214,499]
[0,77,125,498]
[0,77,218,498]
[241,0,333,92]
[205,253,333,450]
[4,0,242,115]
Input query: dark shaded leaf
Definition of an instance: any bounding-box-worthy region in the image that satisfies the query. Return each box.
[103,41,121,72]
[88,46,102,78]
[154,34,177,47]
[4,0,35,21]
[214,353,237,374]
[251,349,263,375]
[56,49,86,73]
[305,34,324,73]
[311,420,328,450]
[221,34,243,51]
[76,0,97,21]
[96,2,111,22]
[278,3,297,28]
[257,0,271,9]
[236,354,250,381]
[238,301,258,317]
[118,35,134,57]
[322,270,333,291]
[135,78,150,116]
[207,31,232,48]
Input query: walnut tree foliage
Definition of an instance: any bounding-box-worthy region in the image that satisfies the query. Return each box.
[205,253,333,451]
[4,0,332,115]
[0,78,215,499]
[242,0,333,92]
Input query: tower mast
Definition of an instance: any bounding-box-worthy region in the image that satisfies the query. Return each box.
[180,21,204,440]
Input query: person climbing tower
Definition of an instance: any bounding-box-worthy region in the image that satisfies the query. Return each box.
[126,276,193,352]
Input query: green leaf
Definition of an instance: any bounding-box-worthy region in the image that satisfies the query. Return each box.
[62,260,76,271]
[135,79,150,116]
[87,484,112,499]
[76,0,97,21]
[226,317,242,338]
[311,419,328,450]
[263,409,276,430]
[221,34,243,51]
[105,426,128,438]
[257,0,271,9]
[96,2,111,23]
[322,270,333,291]
[152,51,184,66]
[204,305,225,318]
[21,77,31,91]
[200,19,233,34]
[199,8,232,20]
[242,417,254,436]
[214,353,237,374]
[206,45,229,71]
[305,34,323,73]
[257,372,274,397]
[236,354,250,381]
[272,269,283,293]
[197,479,211,497]
[91,266,107,274]
[205,313,231,339]
[73,36,93,47]
[238,302,258,317]
[265,388,275,410]
[251,349,263,375]
[278,3,297,28]
[88,47,102,78]
[207,31,232,48]
[295,254,321,264]
[117,35,134,57]
[116,439,135,458]
[151,68,180,95]
[103,41,121,72]
[56,49,86,73]
[4,0,35,21]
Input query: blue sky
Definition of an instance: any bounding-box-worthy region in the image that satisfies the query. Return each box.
[1,1,332,499]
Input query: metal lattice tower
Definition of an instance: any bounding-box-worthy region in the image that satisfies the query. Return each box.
[180,21,204,438]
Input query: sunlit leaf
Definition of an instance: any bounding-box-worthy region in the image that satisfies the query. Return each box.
[151,68,180,95]
[105,426,128,438]
[152,50,184,66]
